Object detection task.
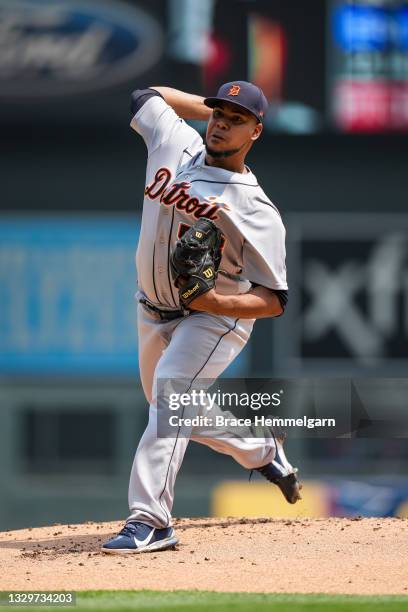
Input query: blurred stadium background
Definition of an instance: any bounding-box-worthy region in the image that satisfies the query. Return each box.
[1,0,408,530]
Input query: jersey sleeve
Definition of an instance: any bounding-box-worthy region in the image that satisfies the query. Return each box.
[130,91,202,157]
[241,206,288,291]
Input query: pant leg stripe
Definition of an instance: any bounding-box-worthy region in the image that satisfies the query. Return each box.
[158,318,239,526]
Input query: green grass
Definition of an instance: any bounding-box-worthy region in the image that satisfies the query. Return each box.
[17,590,408,612]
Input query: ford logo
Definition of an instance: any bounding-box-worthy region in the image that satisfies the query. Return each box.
[0,0,163,97]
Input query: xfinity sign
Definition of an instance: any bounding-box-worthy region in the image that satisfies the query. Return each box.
[275,214,408,375]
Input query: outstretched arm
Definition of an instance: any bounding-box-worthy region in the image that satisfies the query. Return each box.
[149,86,212,121]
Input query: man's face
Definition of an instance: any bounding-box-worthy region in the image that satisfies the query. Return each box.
[205,101,263,158]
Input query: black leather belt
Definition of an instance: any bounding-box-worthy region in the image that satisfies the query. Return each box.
[139,298,186,321]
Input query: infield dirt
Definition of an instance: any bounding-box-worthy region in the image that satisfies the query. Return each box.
[1,517,407,594]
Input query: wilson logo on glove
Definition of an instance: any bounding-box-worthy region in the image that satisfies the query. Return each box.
[181,284,200,299]
[203,268,214,279]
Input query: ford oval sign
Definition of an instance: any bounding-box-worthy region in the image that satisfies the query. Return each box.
[0,0,163,97]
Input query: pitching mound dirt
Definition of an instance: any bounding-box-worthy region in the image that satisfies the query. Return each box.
[1,517,407,594]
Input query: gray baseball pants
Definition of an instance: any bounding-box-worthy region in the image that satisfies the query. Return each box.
[127,303,278,528]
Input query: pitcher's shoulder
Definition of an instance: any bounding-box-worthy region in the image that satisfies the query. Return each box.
[254,184,282,215]
[244,185,284,223]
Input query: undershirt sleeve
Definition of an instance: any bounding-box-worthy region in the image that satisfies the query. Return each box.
[130,88,164,116]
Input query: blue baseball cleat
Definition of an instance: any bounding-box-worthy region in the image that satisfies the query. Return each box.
[101,521,178,554]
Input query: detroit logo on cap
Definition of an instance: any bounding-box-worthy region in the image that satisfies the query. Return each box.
[228,85,241,96]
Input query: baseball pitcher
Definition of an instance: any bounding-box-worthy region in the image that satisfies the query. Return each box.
[102,81,302,554]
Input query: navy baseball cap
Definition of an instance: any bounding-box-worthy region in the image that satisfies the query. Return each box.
[204,81,268,123]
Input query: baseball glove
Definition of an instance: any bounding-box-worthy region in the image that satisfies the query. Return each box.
[170,219,224,308]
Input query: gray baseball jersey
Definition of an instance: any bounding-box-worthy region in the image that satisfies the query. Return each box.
[124,91,294,530]
[131,94,288,308]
